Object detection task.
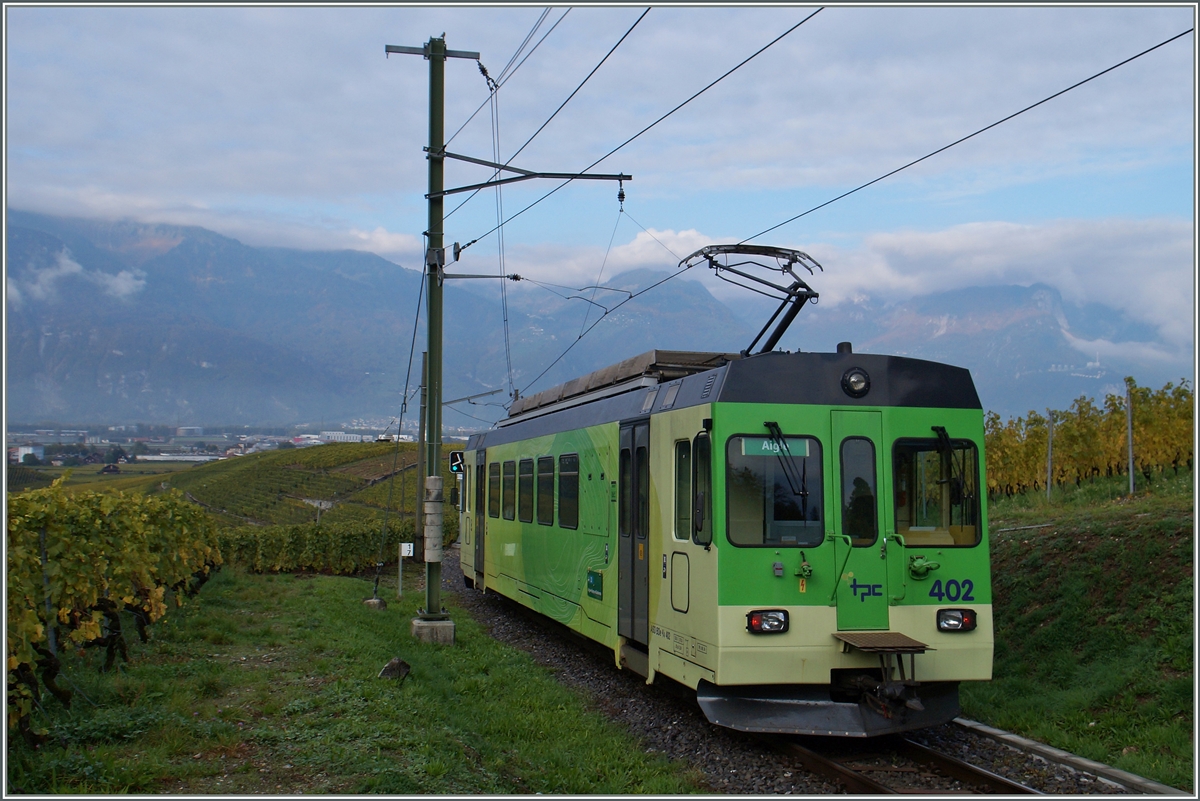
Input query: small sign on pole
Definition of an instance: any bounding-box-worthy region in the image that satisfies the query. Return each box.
[399,542,415,597]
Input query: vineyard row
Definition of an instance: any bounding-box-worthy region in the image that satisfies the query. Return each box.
[984,377,1193,496]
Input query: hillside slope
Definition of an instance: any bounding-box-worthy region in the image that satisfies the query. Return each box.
[967,472,1194,791]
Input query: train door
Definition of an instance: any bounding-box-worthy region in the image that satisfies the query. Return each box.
[474,449,486,588]
[831,410,888,631]
[618,421,651,646]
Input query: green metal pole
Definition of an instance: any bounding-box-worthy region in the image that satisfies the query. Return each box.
[424,37,445,619]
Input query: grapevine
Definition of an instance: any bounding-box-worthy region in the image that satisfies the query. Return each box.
[6,478,222,742]
[985,378,1193,498]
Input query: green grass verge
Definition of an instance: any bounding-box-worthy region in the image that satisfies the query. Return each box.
[7,565,705,794]
[966,469,1194,792]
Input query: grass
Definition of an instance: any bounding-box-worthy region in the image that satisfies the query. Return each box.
[6,462,200,495]
[964,468,1194,792]
[7,563,706,794]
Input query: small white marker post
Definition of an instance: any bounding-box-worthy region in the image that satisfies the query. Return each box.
[399,542,414,597]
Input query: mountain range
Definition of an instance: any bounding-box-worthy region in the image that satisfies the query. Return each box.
[5,209,1184,428]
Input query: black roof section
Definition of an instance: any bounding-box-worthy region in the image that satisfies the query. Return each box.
[467,348,980,451]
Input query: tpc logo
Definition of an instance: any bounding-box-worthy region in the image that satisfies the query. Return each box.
[849,578,882,602]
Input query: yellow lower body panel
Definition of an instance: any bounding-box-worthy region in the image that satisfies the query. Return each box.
[714,605,993,685]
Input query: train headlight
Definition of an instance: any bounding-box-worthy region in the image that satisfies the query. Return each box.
[746,609,789,633]
[841,367,871,398]
[937,609,977,632]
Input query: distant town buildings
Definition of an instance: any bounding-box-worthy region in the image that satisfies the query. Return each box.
[176,426,204,436]
[319,431,363,443]
[13,445,45,463]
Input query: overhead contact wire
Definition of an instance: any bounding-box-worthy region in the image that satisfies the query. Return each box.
[490,89,517,399]
[465,7,824,248]
[445,8,567,149]
[741,26,1195,243]
[446,7,641,222]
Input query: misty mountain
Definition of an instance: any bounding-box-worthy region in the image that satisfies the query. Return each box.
[5,210,1180,427]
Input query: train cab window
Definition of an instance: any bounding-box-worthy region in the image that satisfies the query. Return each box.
[559,454,579,529]
[726,435,824,547]
[502,461,516,520]
[536,456,555,526]
[893,438,980,547]
[674,441,691,540]
[518,459,534,523]
[693,433,713,547]
[840,438,878,546]
[488,462,500,518]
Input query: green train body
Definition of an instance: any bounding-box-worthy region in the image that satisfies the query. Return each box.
[459,346,993,737]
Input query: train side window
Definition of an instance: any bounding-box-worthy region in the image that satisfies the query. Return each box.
[635,443,649,540]
[619,447,631,537]
[840,438,878,546]
[693,433,713,547]
[518,459,534,523]
[536,456,555,526]
[488,462,500,518]
[502,460,516,520]
[674,440,691,540]
[893,438,980,547]
[726,434,823,547]
[559,453,579,530]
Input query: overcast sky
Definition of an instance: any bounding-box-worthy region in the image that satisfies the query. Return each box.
[5,4,1196,374]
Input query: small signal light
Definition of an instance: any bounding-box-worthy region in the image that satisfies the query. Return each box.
[449,451,465,473]
[937,608,977,632]
[746,609,789,633]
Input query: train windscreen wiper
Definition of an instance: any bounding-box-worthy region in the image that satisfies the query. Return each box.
[764,421,808,515]
[931,425,965,507]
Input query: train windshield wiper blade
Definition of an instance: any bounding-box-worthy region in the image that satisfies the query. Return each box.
[764,421,807,503]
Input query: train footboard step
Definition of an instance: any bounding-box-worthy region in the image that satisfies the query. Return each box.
[696,680,961,738]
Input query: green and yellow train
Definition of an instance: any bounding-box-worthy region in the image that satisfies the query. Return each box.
[457,246,992,737]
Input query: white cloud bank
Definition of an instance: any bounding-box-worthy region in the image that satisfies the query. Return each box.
[7,250,146,308]
[809,218,1194,353]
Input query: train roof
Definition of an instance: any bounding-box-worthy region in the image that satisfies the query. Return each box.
[506,350,741,419]
[467,348,981,450]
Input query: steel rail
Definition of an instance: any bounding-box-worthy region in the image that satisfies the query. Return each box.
[770,735,1042,794]
[897,737,1043,794]
[775,740,896,794]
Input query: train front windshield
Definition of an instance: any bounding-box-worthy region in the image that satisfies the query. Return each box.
[726,435,824,547]
[893,438,980,546]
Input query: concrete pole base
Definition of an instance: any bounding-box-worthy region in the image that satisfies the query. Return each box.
[411,617,456,644]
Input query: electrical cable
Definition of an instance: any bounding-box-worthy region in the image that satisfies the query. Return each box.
[516,257,696,395]
[370,267,426,601]
[490,90,518,399]
[445,8,571,149]
[462,7,823,250]
[518,24,1193,398]
[446,7,643,222]
[579,207,625,336]
[511,8,650,168]
[741,26,1195,244]
[621,209,684,261]
[497,8,551,83]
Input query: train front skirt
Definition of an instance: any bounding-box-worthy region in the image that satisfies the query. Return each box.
[696,680,962,738]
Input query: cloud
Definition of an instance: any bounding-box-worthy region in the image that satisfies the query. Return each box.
[20,250,84,301]
[4,6,1191,239]
[7,276,25,309]
[8,249,147,305]
[1062,330,1185,367]
[89,268,147,299]
[803,218,1194,351]
[346,227,422,259]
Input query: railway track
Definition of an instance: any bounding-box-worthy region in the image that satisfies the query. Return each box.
[770,734,1042,794]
